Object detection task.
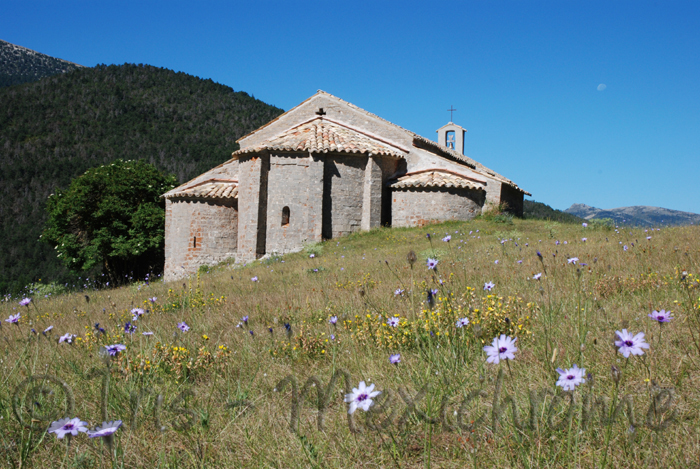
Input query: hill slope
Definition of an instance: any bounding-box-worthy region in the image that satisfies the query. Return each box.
[0,63,284,293]
[0,39,83,87]
[523,200,584,223]
[565,203,700,227]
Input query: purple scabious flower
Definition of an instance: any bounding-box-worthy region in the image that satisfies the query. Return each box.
[483,334,517,364]
[567,257,579,264]
[94,323,106,334]
[623,245,629,251]
[387,317,400,327]
[149,297,157,303]
[329,316,338,325]
[344,381,381,414]
[427,258,439,270]
[556,364,586,391]
[615,329,650,358]
[389,353,401,364]
[442,235,451,242]
[242,315,249,325]
[494,260,499,265]
[251,276,258,282]
[517,260,523,264]
[48,417,88,439]
[43,325,54,336]
[177,322,190,332]
[430,288,438,296]
[533,273,542,280]
[582,222,588,228]
[105,344,126,356]
[131,308,145,318]
[249,330,254,337]
[483,281,495,291]
[456,317,470,328]
[124,322,136,334]
[581,238,587,242]
[142,331,154,336]
[19,298,31,307]
[5,313,20,324]
[88,420,123,438]
[309,253,315,258]
[537,251,543,260]
[59,333,75,344]
[394,288,404,296]
[648,310,672,323]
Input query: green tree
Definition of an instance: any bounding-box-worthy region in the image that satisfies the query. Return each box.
[42,159,178,283]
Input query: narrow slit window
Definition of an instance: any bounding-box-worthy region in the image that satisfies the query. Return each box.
[282,206,290,226]
[193,236,197,248]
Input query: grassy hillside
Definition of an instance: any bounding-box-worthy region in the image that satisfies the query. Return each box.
[1,218,697,468]
[0,64,284,293]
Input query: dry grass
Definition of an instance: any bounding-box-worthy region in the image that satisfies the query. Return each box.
[1,218,700,468]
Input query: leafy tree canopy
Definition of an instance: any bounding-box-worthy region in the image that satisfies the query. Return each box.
[42,160,177,283]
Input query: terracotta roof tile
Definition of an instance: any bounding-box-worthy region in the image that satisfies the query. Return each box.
[389,170,487,191]
[164,179,238,200]
[234,118,405,158]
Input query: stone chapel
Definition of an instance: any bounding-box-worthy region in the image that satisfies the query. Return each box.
[162,91,529,280]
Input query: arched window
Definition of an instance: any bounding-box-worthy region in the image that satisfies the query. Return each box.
[282,206,290,226]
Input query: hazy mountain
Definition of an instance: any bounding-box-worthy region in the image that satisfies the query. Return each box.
[0,39,83,87]
[565,203,700,227]
[0,63,284,293]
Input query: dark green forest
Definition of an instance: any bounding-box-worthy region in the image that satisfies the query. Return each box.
[523,200,585,223]
[0,63,284,294]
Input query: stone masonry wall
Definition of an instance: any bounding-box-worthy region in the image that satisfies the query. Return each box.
[265,152,322,254]
[322,154,366,238]
[164,198,238,281]
[237,153,268,263]
[391,187,485,227]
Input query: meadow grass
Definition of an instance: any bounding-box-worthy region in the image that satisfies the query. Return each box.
[1,218,699,468]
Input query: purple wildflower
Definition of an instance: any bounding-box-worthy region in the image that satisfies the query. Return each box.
[344,381,381,414]
[88,420,122,438]
[484,281,495,291]
[442,235,451,242]
[251,276,258,282]
[105,344,126,356]
[177,322,190,332]
[124,322,136,334]
[329,316,338,325]
[556,364,586,391]
[483,335,517,364]
[48,417,88,439]
[5,313,20,324]
[456,317,470,328]
[615,329,650,358]
[19,298,31,307]
[533,273,542,280]
[427,258,439,270]
[387,317,400,327]
[648,310,672,323]
[59,333,75,344]
[390,353,401,364]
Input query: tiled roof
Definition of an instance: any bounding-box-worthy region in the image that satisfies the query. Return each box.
[389,170,486,191]
[164,179,238,200]
[234,117,405,158]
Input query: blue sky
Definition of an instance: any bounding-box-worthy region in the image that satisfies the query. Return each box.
[3,0,699,212]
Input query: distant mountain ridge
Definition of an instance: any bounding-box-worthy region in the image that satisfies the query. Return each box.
[565,203,700,227]
[0,39,83,87]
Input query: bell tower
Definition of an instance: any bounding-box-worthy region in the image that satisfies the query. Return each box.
[436,106,467,155]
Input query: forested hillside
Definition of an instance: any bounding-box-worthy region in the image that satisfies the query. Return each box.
[0,63,284,293]
[523,200,585,224]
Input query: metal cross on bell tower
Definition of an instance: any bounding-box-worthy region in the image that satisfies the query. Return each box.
[447,105,456,122]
